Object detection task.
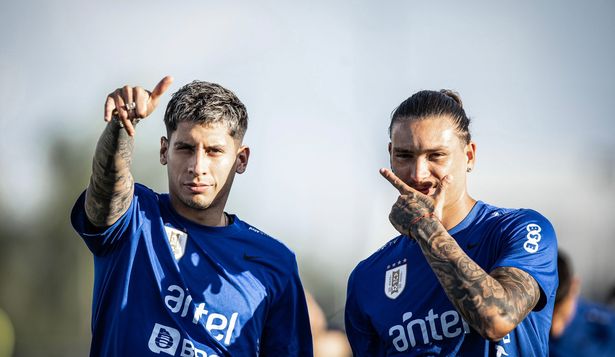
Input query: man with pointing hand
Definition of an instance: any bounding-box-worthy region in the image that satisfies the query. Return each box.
[345,90,558,356]
[71,77,313,356]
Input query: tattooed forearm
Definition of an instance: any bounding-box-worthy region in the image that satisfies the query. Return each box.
[85,120,135,227]
[414,229,540,340]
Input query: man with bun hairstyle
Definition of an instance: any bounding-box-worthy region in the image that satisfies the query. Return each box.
[345,89,558,356]
[71,76,312,356]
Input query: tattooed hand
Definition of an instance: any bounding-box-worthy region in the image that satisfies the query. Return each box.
[104,76,174,136]
[380,168,450,242]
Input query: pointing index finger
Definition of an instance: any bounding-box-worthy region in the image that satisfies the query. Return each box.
[380,168,412,194]
[149,75,174,103]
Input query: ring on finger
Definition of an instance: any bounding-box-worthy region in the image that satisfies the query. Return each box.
[124,102,136,111]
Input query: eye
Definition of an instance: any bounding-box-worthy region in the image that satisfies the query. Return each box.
[175,144,194,152]
[429,152,446,160]
[395,152,413,159]
[207,147,225,155]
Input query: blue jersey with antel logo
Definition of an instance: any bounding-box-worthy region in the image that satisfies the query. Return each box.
[345,201,558,356]
[71,184,313,357]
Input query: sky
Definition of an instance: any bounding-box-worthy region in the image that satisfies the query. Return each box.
[1,0,615,313]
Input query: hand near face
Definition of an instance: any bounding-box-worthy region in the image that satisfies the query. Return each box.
[103,76,174,136]
[380,168,451,240]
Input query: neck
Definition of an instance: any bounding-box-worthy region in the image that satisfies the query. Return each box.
[440,194,476,230]
[169,197,229,227]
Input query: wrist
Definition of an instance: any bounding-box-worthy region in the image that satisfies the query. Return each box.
[111,115,140,129]
[408,213,442,242]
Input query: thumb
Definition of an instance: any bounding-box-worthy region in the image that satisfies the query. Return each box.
[432,175,452,219]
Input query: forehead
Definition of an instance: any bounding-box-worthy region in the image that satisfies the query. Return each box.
[391,116,461,150]
[170,121,233,143]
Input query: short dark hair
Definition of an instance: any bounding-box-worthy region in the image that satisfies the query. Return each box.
[164,81,248,139]
[389,89,471,144]
[556,250,573,304]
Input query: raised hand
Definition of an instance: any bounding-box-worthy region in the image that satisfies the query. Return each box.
[379,168,450,239]
[103,76,174,136]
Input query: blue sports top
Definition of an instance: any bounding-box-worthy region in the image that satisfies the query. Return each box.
[345,200,558,356]
[549,298,615,357]
[71,184,313,357]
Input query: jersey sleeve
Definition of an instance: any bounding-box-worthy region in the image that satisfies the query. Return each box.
[491,209,558,311]
[345,270,386,357]
[70,184,150,256]
[258,256,313,357]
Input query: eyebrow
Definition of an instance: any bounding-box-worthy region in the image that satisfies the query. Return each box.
[393,146,449,153]
[173,141,194,148]
[173,141,226,150]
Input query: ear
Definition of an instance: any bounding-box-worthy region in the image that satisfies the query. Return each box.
[160,136,169,165]
[465,141,476,171]
[235,146,250,174]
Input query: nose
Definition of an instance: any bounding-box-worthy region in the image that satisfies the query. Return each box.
[409,157,430,184]
[189,149,209,176]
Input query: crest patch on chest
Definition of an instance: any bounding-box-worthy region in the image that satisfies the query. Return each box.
[385,259,407,299]
[164,226,188,260]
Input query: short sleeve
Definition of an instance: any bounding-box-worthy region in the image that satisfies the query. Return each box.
[258,256,313,357]
[345,270,386,357]
[491,209,558,311]
[70,184,150,256]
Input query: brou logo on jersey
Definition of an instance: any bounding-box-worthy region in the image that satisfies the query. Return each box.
[149,323,181,355]
[148,323,221,357]
[385,259,407,299]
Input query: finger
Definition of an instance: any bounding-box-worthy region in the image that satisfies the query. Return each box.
[112,91,127,121]
[149,75,174,104]
[380,168,413,194]
[432,175,452,217]
[133,86,148,118]
[122,85,134,119]
[104,94,116,122]
[123,117,136,136]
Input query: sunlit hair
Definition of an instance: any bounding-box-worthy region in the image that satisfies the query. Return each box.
[389,89,471,144]
[164,81,248,139]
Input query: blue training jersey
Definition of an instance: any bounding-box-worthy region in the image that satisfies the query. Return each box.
[549,298,615,357]
[345,200,558,356]
[71,183,313,357]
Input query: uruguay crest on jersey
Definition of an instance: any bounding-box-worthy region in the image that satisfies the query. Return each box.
[385,260,407,299]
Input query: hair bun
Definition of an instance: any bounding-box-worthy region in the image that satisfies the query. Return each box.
[440,89,463,108]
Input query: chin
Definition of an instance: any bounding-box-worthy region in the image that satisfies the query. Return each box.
[183,195,215,211]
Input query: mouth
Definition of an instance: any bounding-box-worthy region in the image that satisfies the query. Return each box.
[184,182,213,194]
[412,185,436,196]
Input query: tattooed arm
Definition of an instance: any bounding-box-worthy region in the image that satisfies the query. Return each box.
[84,121,135,227]
[414,224,540,341]
[84,77,173,227]
[381,168,540,341]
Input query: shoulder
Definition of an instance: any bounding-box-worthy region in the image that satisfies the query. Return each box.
[234,218,298,265]
[133,183,160,200]
[577,299,615,327]
[482,203,555,237]
[349,235,405,283]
